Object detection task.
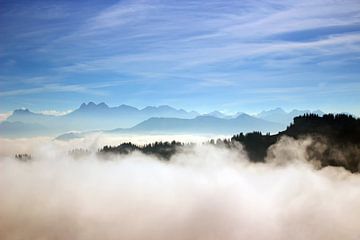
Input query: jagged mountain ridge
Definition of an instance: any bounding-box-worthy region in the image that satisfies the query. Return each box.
[5,102,200,132]
[1,103,328,138]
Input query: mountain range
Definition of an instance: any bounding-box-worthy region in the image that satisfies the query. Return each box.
[3,102,199,133]
[109,114,283,135]
[55,114,284,141]
[255,107,324,124]
[0,102,326,138]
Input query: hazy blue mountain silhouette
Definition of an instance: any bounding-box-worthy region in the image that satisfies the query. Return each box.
[7,109,56,124]
[63,102,201,129]
[5,102,200,134]
[202,111,246,119]
[2,102,328,138]
[110,114,284,135]
[256,108,324,124]
[54,131,87,141]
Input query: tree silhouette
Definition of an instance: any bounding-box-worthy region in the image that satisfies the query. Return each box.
[98,113,360,172]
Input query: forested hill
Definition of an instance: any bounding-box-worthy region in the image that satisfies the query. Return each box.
[99,114,360,172]
[284,113,360,143]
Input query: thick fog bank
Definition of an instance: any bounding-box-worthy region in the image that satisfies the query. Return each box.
[0,134,219,158]
[0,137,360,240]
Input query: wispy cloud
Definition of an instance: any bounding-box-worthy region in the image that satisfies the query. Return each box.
[1,0,360,113]
[56,32,360,74]
[0,81,128,97]
[88,1,154,31]
[44,0,360,74]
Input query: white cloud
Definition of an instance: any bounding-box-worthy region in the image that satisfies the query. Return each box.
[0,136,360,239]
[89,2,154,30]
[38,110,73,116]
[0,81,130,97]
[0,112,11,122]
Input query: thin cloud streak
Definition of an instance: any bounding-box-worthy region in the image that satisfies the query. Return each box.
[0,81,131,97]
[57,33,360,73]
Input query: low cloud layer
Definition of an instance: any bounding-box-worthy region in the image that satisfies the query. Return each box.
[0,133,217,158]
[0,136,360,240]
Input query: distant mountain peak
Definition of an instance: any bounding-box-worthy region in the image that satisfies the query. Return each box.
[289,109,309,114]
[13,108,36,115]
[79,102,109,110]
[263,107,286,114]
[158,105,169,108]
[313,110,325,116]
[203,110,232,119]
[79,102,94,109]
[209,110,223,115]
[87,102,96,107]
[116,104,139,111]
[119,104,133,107]
[195,115,217,119]
[158,105,175,110]
[236,113,251,118]
[142,105,176,111]
[14,108,31,113]
[142,106,156,110]
[98,102,108,108]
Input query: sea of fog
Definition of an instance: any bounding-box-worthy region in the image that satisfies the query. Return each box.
[0,134,360,240]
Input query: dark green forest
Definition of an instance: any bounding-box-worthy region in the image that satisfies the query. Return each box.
[99,114,360,172]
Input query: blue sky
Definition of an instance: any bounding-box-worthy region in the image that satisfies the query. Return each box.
[1,0,360,116]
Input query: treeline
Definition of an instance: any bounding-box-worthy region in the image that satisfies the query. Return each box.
[69,148,91,159]
[231,114,360,171]
[15,153,32,161]
[101,141,193,160]
[99,113,360,172]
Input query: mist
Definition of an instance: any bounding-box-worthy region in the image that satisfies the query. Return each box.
[1,135,360,240]
[0,133,219,158]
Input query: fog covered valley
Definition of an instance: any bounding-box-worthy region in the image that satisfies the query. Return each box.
[1,114,360,240]
[2,0,360,238]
